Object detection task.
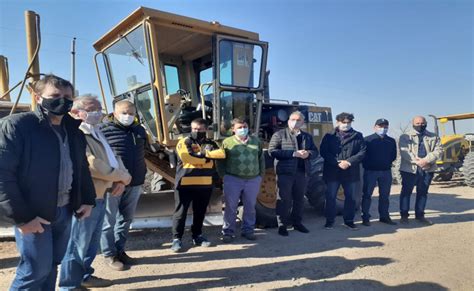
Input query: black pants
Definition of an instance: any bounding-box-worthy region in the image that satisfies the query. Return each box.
[276,170,309,227]
[172,187,213,239]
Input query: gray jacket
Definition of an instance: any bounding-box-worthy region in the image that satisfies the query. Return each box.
[399,129,443,173]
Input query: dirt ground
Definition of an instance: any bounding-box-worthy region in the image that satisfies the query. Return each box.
[0,181,473,290]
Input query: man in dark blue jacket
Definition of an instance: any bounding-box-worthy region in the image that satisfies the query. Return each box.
[269,111,319,236]
[362,118,397,226]
[0,74,95,290]
[99,100,147,271]
[320,112,366,230]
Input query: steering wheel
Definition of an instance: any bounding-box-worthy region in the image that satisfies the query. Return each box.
[196,100,213,121]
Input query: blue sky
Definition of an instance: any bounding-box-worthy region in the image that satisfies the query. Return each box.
[0,0,472,136]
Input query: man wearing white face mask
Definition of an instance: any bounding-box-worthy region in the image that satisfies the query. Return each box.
[60,95,131,289]
[320,112,366,230]
[99,100,147,270]
[361,118,397,227]
[269,111,319,236]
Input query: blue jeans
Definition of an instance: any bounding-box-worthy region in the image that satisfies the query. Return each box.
[400,169,434,218]
[59,199,106,289]
[325,180,356,224]
[100,185,142,257]
[222,175,262,235]
[10,205,72,291]
[362,170,392,221]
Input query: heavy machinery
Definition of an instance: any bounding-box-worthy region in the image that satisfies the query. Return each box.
[92,7,335,228]
[429,113,474,187]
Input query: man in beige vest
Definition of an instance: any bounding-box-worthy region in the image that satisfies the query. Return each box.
[59,95,131,289]
[398,116,442,225]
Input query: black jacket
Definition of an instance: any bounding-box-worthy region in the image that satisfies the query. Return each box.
[363,133,397,171]
[268,128,319,176]
[99,116,147,186]
[0,107,96,225]
[320,128,366,182]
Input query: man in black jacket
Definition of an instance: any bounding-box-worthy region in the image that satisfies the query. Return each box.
[269,111,319,236]
[0,74,95,290]
[320,112,366,230]
[99,100,147,271]
[362,118,397,226]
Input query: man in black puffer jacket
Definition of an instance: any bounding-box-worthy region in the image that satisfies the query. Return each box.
[269,111,319,236]
[320,112,366,230]
[0,74,95,290]
[99,100,147,271]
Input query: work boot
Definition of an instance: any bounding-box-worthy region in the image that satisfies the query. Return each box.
[416,217,434,225]
[118,251,139,265]
[379,217,397,225]
[193,235,211,247]
[104,256,125,271]
[81,275,113,288]
[241,232,257,241]
[278,226,289,236]
[171,239,183,252]
[293,224,310,233]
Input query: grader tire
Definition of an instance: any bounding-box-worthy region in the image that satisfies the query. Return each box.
[305,175,326,214]
[463,152,474,187]
[392,157,402,185]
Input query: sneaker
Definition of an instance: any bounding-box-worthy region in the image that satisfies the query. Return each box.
[222,234,234,243]
[293,224,310,233]
[171,239,183,252]
[324,222,334,230]
[105,256,125,271]
[81,275,113,288]
[278,226,289,236]
[379,218,397,225]
[118,251,138,265]
[362,220,371,226]
[344,222,359,230]
[400,217,409,224]
[193,235,211,247]
[416,217,433,225]
[241,232,257,241]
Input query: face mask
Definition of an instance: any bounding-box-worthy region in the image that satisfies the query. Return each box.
[413,124,427,133]
[288,120,303,130]
[190,131,206,141]
[339,123,352,132]
[82,111,103,125]
[376,128,388,136]
[235,127,249,137]
[117,114,135,126]
[40,97,73,116]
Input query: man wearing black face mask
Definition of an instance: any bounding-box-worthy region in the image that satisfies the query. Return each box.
[0,74,95,290]
[171,118,225,252]
[398,116,442,225]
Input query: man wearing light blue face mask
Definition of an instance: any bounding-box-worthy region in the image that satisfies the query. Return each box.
[217,117,265,243]
[361,118,397,227]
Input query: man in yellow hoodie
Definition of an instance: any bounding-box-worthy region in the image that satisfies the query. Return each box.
[59,95,131,289]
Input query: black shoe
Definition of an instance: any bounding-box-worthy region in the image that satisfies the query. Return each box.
[278,226,289,236]
[416,217,433,225]
[379,218,397,225]
[81,275,113,288]
[293,224,310,233]
[222,234,234,243]
[193,235,211,247]
[118,251,138,265]
[344,222,359,230]
[241,232,257,241]
[324,222,334,230]
[362,220,371,226]
[400,217,409,224]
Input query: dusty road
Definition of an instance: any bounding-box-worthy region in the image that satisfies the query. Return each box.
[0,182,473,290]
